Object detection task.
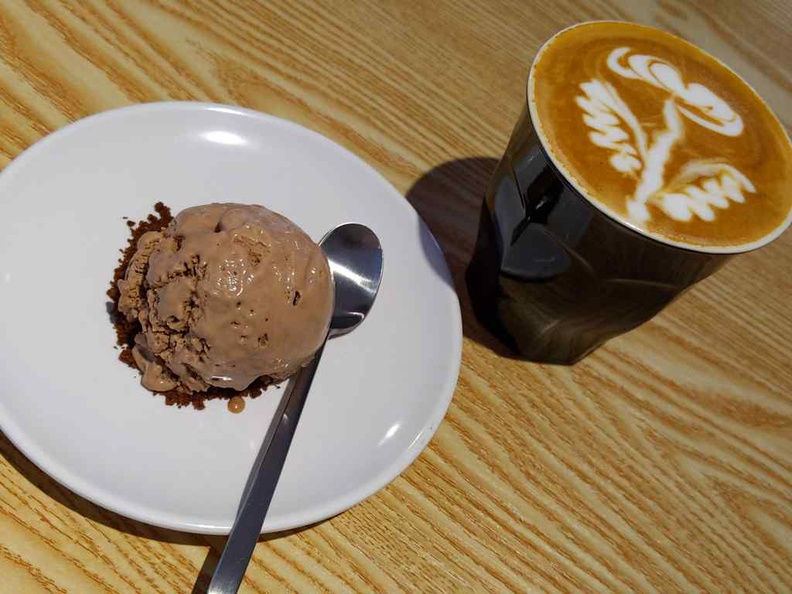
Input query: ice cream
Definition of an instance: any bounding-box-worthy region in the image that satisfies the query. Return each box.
[117,203,334,394]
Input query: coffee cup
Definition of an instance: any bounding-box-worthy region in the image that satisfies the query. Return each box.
[466,21,792,364]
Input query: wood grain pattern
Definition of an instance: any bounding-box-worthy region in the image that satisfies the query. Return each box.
[1,1,790,592]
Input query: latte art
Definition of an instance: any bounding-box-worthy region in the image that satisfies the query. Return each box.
[529,22,792,251]
[606,48,743,136]
[577,46,753,224]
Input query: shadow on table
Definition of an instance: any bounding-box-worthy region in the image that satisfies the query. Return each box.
[405,156,518,359]
[0,432,324,593]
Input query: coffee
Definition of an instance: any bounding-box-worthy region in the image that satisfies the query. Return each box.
[529,21,792,251]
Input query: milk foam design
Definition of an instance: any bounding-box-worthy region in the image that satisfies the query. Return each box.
[576,47,754,223]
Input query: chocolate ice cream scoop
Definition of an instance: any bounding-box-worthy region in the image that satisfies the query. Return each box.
[117,203,334,393]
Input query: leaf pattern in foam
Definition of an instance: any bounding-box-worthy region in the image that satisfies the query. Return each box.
[575,80,646,174]
[659,162,756,222]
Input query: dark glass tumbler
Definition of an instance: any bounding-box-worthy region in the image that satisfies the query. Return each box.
[466,107,729,364]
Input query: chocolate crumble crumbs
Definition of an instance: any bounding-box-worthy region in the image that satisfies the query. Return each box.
[107,202,278,409]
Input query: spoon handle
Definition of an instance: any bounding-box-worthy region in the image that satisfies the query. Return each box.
[207,342,326,594]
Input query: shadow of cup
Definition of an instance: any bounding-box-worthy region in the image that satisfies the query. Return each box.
[404,157,520,358]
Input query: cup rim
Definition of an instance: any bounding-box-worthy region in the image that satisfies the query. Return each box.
[526,20,792,255]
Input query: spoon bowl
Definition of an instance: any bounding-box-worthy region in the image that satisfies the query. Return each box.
[323,223,384,338]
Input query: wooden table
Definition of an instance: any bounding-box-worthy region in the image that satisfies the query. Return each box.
[2,1,790,592]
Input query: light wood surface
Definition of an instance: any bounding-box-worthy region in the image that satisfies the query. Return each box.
[1,1,791,592]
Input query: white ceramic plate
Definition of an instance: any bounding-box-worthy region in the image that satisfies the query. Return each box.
[0,103,462,534]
